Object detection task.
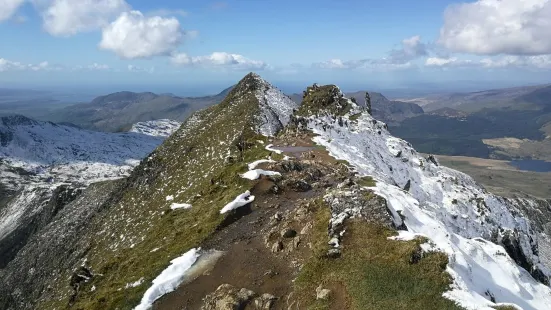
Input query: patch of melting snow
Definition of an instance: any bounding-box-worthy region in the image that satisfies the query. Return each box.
[134,248,200,310]
[165,195,174,201]
[220,191,255,214]
[248,158,275,170]
[387,230,426,241]
[240,169,281,180]
[265,144,282,154]
[125,277,144,289]
[170,203,192,210]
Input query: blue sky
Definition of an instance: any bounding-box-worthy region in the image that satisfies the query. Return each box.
[1,0,551,95]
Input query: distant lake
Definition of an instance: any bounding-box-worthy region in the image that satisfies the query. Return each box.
[509,160,551,172]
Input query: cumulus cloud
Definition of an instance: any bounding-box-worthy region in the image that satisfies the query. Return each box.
[100,11,183,59]
[439,0,551,55]
[170,52,268,70]
[38,0,129,36]
[0,0,25,22]
[388,35,428,63]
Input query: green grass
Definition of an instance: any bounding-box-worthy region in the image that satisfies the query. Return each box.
[356,176,376,187]
[293,201,462,310]
[39,78,279,310]
[296,85,354,117]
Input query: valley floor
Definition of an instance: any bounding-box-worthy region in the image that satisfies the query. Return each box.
[435,154,551,199]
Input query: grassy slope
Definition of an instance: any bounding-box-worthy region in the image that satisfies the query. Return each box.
[40,78,279,309]
[293,200,461,310]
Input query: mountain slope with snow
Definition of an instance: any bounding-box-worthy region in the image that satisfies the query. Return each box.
[0,116,180,271]
[295,85,551,309]
[0,115,181,186]
[2,75,551,310]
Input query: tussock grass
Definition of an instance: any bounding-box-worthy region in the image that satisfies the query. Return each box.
[293,201,463,310]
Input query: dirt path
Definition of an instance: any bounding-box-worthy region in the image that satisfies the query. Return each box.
[153,142,338,310]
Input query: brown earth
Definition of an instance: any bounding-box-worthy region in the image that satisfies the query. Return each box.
[153,138,350,310]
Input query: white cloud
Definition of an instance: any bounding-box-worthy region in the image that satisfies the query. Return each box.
[425,57,476,67]
[0,58,61,72]
[314,58,414,71]
[74,63,110,71]
[388,35,428,63]
[424,55,551,70]
[128,64,155,73]
[0,0,25,22]
[100,11,183,59]
[481,55,551,69]
[439,0,551,55]
[39,0,129,36]
[170,52,268,70]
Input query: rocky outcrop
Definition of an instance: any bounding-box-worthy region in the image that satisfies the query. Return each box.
[201,284,276,310]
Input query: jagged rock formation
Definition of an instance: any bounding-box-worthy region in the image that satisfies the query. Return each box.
[2,74,551,310]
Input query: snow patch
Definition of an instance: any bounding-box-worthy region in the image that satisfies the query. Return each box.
[134,248,200,310]
[220,191,255,214]
[387,230,426,241]
[248,158,275,170]
[125,277,144,289]
[129,119,181,138]
[170,203,192,210]
[165,195,174,201]
[265,144,282,154]
[240,169,281,180]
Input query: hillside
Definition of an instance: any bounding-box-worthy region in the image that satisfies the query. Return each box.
[1,74,550,310]
[400,84,551,112]
[46,88,230,132]
[389,83,551,160]
[0,115,180,269]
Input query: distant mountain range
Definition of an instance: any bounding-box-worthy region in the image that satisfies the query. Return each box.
[44,87,233,132]
[390,83,551,159]
[399,83,551,112]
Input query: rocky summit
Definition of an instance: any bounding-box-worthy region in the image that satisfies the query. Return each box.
[1,73,551,310]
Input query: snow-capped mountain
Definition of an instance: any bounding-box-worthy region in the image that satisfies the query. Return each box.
[0,115,181,187]
[296,85,551,309]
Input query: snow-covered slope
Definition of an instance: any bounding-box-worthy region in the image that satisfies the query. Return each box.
[298,87,551,309]
[247,73,298,136]
[130,119,181,138]
[0,115,180,186]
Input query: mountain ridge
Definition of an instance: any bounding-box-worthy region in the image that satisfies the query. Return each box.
[1,73,550,310]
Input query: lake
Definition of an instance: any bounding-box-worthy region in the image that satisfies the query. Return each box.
[509,160,551,172]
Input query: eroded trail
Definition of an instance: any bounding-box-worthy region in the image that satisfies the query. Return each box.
[153,141,347,309]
